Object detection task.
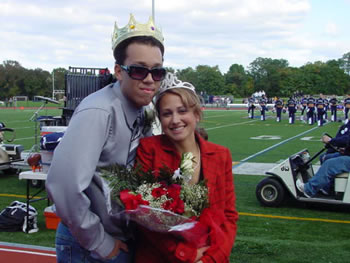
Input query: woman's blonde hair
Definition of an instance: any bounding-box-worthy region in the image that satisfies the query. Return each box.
[155,88,202,121]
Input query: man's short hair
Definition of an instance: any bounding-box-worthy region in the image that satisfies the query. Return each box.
[114,36,164,65]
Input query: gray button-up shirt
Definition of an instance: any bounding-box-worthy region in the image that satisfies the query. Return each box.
[46,81,151,258]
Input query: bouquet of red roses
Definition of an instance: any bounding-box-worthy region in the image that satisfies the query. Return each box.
[102,153,210,246]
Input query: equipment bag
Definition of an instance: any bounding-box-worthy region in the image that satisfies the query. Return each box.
[0,201,38,233]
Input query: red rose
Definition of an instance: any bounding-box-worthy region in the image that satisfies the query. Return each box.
[162,200,172,211]
[167,184,181,199]
[162,198,185,214]
[172,198,185,214]
[120,190,149,210]
[152,187,167,198]
[136,194,150,207]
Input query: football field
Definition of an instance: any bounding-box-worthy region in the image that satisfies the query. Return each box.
[0,106,350,262]
[202,109,339,163]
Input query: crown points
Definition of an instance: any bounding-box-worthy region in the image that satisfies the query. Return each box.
[157,73,196,100]
[112,13,164,53]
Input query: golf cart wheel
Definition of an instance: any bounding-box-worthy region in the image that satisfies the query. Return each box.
[256,177,285,207]
[30,179,42,188]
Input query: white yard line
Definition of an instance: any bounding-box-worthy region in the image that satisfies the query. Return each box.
[13,136,35,141]
[234,124,323,167]
[204,114,233,119]
[206,120,257,130]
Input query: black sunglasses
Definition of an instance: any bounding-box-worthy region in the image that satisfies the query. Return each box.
[120,65,166,81]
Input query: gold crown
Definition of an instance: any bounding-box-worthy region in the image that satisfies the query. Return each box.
[112,14,164,52]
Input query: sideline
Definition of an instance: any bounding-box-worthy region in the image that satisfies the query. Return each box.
[0,193,42,199]
[239,212,350,224]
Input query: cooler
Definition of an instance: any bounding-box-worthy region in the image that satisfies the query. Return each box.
[44,206,61,230]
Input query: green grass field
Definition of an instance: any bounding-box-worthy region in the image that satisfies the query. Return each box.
[0,106,350,262]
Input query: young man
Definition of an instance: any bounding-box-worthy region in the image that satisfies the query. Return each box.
[299,96,308,121]
[247,96,256,119]
[287,97,297,124]
[315,96,325,126]
[274,97,284,122]
[306,96,316,125]
[259,96,267,121]
[46,14,166,262]
[329,96,338,122]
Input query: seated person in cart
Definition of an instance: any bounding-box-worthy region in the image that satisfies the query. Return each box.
[319,120,350,164]
[297,135,350,197]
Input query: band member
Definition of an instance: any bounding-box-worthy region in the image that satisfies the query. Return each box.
[287,97,297,124]
[316,97,325,126]
[306,96,316,125]
[274,97,284,122]
[343,95,350,121]
[323,97,329,121]
[300,97,308,121]
[329,96,338,122]
[247,97,256,119]
[259,97,268,121]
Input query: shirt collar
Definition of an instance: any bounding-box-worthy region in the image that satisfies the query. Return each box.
[112,81,144,129]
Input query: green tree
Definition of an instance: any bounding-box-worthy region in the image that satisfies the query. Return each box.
[297,60,350,95]
[195,65,225,95]
[224,64,250,97]
[339,52,350,75]
[1,60,26,99]
[177,65,225,95]
[248,57,289,97]
[177,67,198,87]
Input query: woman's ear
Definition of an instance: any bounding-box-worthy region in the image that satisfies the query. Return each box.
[195,112,200,123]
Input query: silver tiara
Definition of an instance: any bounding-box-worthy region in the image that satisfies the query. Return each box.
[158,72,196,97]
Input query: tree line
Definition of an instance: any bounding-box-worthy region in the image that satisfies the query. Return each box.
[0,60,67,101]
[175,52,350,98]
[1,52,349,101]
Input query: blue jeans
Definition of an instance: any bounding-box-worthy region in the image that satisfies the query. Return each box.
[304,155,350,197]
[319,152,341,164]
[55,222,132,263]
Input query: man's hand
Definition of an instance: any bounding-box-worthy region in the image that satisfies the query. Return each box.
[322,135,331,144]
[106,239,128,259]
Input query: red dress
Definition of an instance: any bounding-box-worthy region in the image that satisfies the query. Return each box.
[134,133,238,263]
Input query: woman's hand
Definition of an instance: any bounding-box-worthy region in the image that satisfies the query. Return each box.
[194,246,209,262]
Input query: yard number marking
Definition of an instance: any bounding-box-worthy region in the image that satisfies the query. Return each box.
[250,135,281,140]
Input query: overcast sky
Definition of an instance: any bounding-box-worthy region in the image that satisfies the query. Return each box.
[0,0,349,74]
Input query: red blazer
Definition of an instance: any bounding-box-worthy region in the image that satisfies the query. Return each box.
[134,133,238,263]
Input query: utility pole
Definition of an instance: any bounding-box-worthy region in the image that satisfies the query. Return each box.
[152,0,155,21]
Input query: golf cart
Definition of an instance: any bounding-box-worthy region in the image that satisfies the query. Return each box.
[256,144,350,207]
[0,123,24,175]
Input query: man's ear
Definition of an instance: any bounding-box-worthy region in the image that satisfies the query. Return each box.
[115,64,122,81]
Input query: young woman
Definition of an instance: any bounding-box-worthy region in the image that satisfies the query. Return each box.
[134,73,238,263]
